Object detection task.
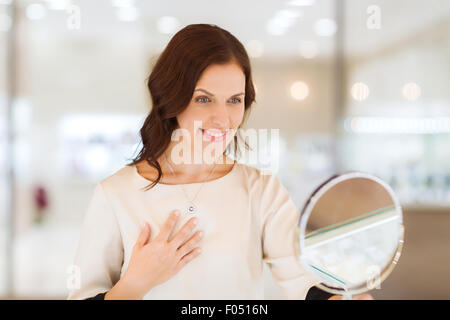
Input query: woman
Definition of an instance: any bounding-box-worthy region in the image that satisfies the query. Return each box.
[67,24,370,300]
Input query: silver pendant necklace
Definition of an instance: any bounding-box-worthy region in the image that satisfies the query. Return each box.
[164,153,218,214]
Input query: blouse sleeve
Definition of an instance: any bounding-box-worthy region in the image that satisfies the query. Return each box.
[259,172,320,300]
[67,182,124,300]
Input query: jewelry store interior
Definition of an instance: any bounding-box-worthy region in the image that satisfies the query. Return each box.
[1,0,450,299]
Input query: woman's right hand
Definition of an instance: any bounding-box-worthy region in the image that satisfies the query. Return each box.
[105,210,203,299]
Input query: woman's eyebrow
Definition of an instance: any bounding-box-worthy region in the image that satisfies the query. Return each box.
[194,88,245,97]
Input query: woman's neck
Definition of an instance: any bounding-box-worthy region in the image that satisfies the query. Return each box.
[136,152,235,184]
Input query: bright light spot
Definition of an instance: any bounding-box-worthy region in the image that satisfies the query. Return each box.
[314,18,337,37]
[287,0,315,6]
[298,41,318,59]
[84,146,111,174]
[246,40,264,58]
[290,81,309,101]
[26,3,47,20]
[111,0,135,7]
[59,114,144,179]
[266,9,301,36]
[345,117,450,134]
[44,0,72,10]
[157,16,180,34]
[266,19,287,36]
[60,115,143,140]
[351,82,370,101]
[116,6,139,22]
[276,9,302,20]
[0,13,12,31]
[402,82,421,101]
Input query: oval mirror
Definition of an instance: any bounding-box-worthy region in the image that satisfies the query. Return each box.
[295,172,405,299]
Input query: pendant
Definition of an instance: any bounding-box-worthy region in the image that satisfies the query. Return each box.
[188,205,196,214]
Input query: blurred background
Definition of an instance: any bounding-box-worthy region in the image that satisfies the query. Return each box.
[0,0,449,299]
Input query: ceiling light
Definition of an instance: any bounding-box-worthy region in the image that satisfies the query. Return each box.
[402,82,421,101]
[157,16,180,34]
[111,0,135,7]
[351,82,370,101]
[276,9,302,20]
[26,3,47,20]
[116,6,139,22]
[287,0,315,6]
[266,19,287,36]
[44,0,72,10]
[266,9,301,36]
[290,81,309,101]
[346,117,450,134]
[314,18,337,37]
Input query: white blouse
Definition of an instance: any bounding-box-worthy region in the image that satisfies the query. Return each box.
[67,161,319,300]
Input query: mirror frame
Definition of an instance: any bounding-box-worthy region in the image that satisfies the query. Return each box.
[294,171,405,296]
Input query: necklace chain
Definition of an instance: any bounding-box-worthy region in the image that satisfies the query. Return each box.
[164,153,219,214]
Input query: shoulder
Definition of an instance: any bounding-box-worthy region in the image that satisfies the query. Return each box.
[235,163,293,214]
[236,163,295,223]
[96,165,136,195]
[235,161,284,192]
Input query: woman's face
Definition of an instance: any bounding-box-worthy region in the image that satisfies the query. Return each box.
[175,62,246,163]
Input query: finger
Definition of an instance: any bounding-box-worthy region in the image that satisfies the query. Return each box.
[136,222,151,248]
[169,217,198,248]
[176,230,203,258]
[355,293,374,300]
[157,210,180,241]
[174,247,202,273]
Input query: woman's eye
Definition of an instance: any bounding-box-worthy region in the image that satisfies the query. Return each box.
[196,96,210,103]
[195,96,242,104]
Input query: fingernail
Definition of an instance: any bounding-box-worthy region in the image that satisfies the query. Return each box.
[174,210,180,216]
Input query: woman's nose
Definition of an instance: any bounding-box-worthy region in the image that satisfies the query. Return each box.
[209,104,230,129]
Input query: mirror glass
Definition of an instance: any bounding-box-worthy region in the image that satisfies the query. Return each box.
[297,172,404,296]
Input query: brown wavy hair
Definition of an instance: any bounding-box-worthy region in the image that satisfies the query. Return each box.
[127,24,256,190]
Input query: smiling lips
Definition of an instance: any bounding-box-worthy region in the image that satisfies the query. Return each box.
[200,128,227,142]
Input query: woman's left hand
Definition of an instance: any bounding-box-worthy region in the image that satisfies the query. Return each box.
[328,293,374,300]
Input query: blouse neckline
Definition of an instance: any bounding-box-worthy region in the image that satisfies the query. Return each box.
[131,160,239,188]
